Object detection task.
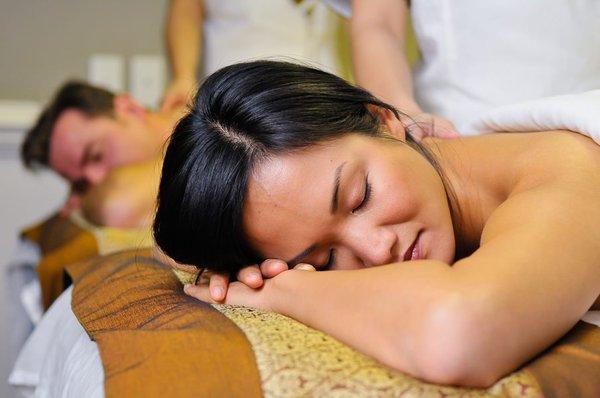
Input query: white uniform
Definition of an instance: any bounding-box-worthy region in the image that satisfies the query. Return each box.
[202,0,345,77]
[323,0,600,134]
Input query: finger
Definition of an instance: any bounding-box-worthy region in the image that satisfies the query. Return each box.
[293,263,316,272]
[413,130,428,141]
[444,131,461,139]
[260,259,289,278]
[438,128,460,139]
[237,265,264,288]
[404,120,428,140]
[183,283,214,303]
[209,273,229,301]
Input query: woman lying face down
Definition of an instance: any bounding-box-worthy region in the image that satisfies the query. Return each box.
[153,61,600,387]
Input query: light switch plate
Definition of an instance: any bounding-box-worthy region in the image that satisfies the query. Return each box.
[129,55,166,109]
[88,54,125,92]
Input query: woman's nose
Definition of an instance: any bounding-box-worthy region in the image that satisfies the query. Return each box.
[345,225,398,267]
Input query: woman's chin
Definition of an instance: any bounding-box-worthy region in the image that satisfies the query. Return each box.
[422,229,456,264]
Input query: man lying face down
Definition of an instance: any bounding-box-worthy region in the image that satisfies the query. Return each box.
[79,157,162,228]
[21,81,183,222]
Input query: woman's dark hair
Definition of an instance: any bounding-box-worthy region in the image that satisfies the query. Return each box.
[154,60,453,273]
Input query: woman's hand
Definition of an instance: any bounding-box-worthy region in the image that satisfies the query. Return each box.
[160,77,197,113]
[202,259,290,302]
[401,112,460,140]
[184,262,316,309]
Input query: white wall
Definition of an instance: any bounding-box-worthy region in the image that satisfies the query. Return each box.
[0,0,168,102]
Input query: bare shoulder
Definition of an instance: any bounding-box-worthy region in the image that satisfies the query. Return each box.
[479,131,600,241]
[527,130,600,173]
[456,131,600,314]
[494,131,600,201]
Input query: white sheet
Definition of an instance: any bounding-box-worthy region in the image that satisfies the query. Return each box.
[469,89,600,144]
[583,311,600,327]
[9,287,104,398]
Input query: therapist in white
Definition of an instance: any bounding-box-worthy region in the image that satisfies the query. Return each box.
[161,0,346,112]
[328,0,600,136]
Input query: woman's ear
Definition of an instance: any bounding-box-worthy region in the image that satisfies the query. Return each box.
[113,94,147,121]
[366,104,406,141]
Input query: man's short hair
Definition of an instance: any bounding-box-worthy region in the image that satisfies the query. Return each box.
[21,81,115,169]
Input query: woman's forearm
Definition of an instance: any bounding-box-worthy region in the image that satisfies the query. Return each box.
[166,0,202,81]
[351,0,419,114]
[270,261,478,383]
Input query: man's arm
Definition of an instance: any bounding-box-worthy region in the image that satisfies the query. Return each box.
[162,0,203,112]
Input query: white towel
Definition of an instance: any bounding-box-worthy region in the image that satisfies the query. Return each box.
[469,90,600,145]
[583,311,600,328]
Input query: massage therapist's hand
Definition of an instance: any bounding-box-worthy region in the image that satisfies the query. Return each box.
[184,262,316,309]
[160,77,196,113]
[206,259,290,302]
[400,111,460,140]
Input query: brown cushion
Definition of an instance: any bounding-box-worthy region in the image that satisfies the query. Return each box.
[22,213,98,309]
[68,250,263,398]
[22,212,153,309]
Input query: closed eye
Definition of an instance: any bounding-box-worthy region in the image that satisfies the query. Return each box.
[352,174,371,213]
[90,151,103,164]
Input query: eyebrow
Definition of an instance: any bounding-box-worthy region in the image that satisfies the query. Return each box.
[286,244,317,267]
[330,162,346,214]
[286,162,346,266]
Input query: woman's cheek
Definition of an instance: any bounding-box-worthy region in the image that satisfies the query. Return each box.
[334,249,366,270]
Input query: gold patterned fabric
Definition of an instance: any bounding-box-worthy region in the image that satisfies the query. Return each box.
[22,213,99,309]
[68,250,600,397]
[216,306,540,398]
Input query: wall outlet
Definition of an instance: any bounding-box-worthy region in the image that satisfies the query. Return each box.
[88,54,125,92]
[129,55,166,109]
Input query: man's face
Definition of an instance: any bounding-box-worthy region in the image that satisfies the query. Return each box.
[48,107,153,190]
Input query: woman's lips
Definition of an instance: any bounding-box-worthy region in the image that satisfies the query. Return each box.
[403,231,422,262]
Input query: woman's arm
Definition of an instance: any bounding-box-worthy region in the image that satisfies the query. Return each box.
[272,183,599,387]
[351,0,417,114]
[284,144,600,381]
[350,0,422,114]
[350,0,458,138]
[186,136,600,387]
[271,261,486,385]
[187,185,600,387]
[161,0,203,112]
